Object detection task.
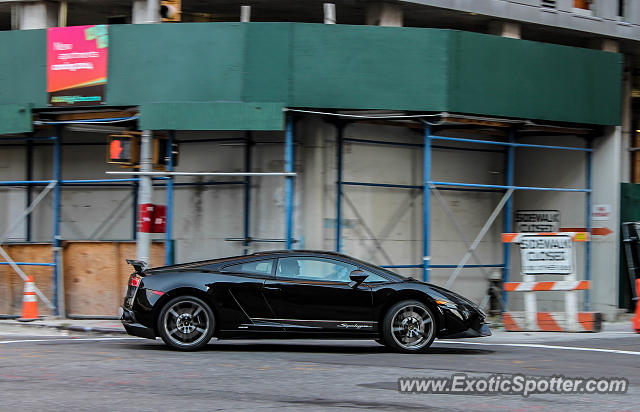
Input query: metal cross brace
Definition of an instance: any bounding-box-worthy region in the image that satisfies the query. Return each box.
[430,184,491,278]
[0,182,56,309]
[444,188,514,289]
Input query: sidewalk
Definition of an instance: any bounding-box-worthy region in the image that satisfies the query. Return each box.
[0,317,126,335]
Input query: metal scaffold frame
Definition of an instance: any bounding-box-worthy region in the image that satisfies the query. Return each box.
[0,113,298,318]
[331,114,594,310]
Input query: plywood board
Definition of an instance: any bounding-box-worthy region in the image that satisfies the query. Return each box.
[64,242,120,316]
[0,241,164,317]
[64,241,165,316]
[0,244,53,316]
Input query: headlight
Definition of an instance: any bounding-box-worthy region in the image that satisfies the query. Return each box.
[435,299,458,309]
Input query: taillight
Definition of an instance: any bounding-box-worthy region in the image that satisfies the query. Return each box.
[129,276,141,287]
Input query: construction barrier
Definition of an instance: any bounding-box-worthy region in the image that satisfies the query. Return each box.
[18,276,40,322]
[502,232,602,332]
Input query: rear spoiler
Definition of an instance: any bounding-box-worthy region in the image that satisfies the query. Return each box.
[126,259,149,277]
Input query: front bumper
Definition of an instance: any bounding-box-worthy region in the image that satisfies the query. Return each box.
[442,322,492,339]
[121,307,156,340]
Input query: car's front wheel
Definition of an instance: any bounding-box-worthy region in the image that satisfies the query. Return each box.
[157,295,215,351]
[382,300,436,353]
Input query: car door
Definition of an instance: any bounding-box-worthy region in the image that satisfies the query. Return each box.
[261,256,376,333]
[216,258,284,331]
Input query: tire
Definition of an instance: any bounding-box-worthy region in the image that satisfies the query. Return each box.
[157,295,215,351]
[381,299,436,353]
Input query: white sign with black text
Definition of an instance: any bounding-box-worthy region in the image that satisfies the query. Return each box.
[515,210,560,233]
[519,235,573,274]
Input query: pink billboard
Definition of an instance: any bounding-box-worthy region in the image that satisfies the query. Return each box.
[47,25,108,106]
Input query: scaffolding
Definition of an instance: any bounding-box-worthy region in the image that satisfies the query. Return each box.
[0,113,298,318]
[0,108,595,316]
[331,113,595,310]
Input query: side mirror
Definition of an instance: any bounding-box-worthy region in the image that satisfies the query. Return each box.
[349,270,368,288]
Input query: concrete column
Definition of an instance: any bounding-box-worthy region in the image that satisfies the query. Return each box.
[591,126,622,320]
[366,2,403,27]
[15,1,59,30]
[132,0,146,24]
[628,0,640,25]
[132,0,158,24]
[240,5,251,22]
[621,62,632,184]
[300,118,327,250]
[323,3,336,24]
[488,21,521,39]
[589,38,623,320]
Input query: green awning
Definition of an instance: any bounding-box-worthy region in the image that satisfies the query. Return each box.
[139,102,284,131]
[0,104,32,135]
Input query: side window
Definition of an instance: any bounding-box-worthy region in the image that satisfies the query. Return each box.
[361,270,388,283]
[277,257,356,283]
[222,259,274,276]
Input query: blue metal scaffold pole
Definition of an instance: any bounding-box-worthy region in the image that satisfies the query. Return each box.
[502,129,515,305]
[336,122,344,253]
[423,125,431,282]
[165,130,175,266]
[285,115,294,249]
[585,138,593,311]
[52,128,62,317]
[243,132,252,255]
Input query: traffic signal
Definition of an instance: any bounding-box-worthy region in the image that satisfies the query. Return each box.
[152,137,179,170]
[160,0,181,22]
[107,134,139,166]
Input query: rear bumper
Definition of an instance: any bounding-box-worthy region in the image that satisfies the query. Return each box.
[121,307,156,340]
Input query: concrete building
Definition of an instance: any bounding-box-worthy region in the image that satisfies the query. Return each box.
[0,1,634,320]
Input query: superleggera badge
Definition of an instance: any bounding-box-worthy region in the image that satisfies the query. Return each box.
[337,323,372,329]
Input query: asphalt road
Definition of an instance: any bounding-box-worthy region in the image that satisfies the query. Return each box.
[0,330,638,411]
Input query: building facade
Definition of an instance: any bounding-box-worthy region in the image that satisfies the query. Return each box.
[0,0,634,320]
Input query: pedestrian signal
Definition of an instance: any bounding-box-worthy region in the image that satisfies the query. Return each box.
[107,134,139,166]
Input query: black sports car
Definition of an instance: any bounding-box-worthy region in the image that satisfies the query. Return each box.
[121,250,491,353]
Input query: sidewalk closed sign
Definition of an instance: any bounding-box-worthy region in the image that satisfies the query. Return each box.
[520,235,573,274]
[515,210,560,232]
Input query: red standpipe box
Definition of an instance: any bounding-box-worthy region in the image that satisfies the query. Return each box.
[138,203,155,233]
[151,205,167,233]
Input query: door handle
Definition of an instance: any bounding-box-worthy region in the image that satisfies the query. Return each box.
[263,286,281,291]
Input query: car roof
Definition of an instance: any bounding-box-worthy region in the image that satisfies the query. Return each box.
[149,249,358,272]
[148,249,394,274]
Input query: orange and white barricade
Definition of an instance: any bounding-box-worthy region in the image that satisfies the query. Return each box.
[501,232,602,332]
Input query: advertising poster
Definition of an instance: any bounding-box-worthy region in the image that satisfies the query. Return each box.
[47,25,108,106]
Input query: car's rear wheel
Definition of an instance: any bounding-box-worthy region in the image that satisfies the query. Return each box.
[382,300,436,353]
[157,295,215,351]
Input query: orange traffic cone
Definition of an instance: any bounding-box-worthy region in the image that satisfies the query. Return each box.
[633,279,640,334]
[18,276,40,322]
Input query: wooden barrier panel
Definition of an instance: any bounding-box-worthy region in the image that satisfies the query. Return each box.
[0,241,164,317]
[64,241,164,316]
[0,244,53,316]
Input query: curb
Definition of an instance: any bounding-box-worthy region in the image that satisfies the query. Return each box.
[0,320,126,335]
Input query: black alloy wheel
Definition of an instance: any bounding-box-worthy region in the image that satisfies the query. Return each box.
[382,300,436,353]
[157,295,215,351]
